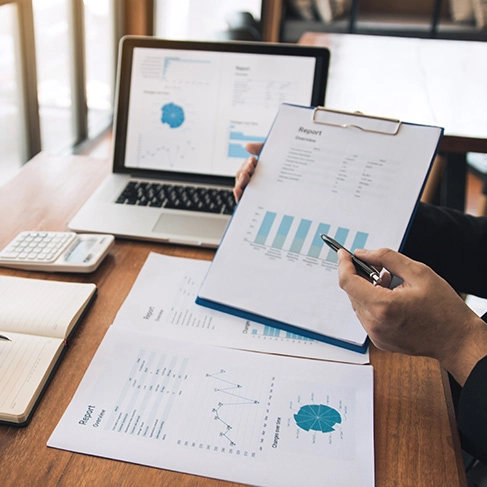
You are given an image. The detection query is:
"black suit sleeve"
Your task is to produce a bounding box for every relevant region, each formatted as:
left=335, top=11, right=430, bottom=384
left=456, top=355, right=487, bottom=464
left=404, top=203, right=487, bottom=462
left=402, top=202, right=487, bottom=297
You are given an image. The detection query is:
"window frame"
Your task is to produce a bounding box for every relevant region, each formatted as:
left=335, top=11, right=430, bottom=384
left=2, top=0, right=121, bottom=165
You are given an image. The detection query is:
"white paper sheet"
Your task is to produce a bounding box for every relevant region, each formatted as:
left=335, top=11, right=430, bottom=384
left=113, top=252, right=369, bottom=364
left=198, top=104, right=443, bottom=350
left=48, top=326, right=374, bottom=487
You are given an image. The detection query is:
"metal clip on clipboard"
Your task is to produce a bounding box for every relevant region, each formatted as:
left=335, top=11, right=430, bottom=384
left=312, top=107, right=402, bottom=136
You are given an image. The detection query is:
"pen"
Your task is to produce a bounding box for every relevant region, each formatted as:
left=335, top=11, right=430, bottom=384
left=320, top=234, right=381, bottom=284
left=0, top=334, right=11, bottom=342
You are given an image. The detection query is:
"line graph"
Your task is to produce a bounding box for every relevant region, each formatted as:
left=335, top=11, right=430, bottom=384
left=175, top=367, right=271, bottom=458
left=208, top=370, right=260, bottom=447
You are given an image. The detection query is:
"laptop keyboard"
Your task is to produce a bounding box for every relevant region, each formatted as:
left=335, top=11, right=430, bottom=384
left=115, top=181, right=236, bottom=215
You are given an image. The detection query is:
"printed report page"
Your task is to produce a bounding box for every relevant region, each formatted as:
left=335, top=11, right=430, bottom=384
left=48, top=326, right=374, bottom=487
left=197, top=104, right=442, bottom=347
left=111, top=252, right=369, bottom=364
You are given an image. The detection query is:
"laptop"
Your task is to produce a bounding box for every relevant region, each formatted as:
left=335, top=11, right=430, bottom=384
left=69, top=36, right=330, bottom=247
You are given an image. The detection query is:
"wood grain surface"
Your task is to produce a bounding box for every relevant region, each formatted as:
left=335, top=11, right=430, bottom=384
left=0, top=153, right=466, bottom=486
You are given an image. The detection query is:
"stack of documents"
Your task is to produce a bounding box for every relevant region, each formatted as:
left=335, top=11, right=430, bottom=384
left=103, top=253, right=369, bottom=364
left=48, top=254, right=374, bottom=486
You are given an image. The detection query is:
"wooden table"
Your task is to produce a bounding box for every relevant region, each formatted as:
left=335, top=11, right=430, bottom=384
left=299, top=32, right=487, bottom=211
left=0, top=153, right=466, bottom=486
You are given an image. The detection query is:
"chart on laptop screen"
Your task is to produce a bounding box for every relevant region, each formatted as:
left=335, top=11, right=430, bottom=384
left=123, top=47, right=317, bottom=177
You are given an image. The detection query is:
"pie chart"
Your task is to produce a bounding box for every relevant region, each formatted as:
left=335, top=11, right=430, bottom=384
left=161, top=102, right=185, bottom=128
left=293, top=404, right=342, bottom=433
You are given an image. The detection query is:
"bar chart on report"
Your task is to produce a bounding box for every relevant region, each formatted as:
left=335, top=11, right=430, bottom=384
left=227, top=124, right=266, bottom=159
left=245, top=208, right=370, bottom=264
left=249, top=323, right=313, bottom=342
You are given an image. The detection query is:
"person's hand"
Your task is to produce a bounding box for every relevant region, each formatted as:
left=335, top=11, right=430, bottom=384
left=337, top=247, right=487, bottom=385
left=233, top=143, right=263, bottom=202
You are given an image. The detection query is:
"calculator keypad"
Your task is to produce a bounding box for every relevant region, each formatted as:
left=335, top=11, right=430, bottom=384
left=0, top=232, right=77, bottom=263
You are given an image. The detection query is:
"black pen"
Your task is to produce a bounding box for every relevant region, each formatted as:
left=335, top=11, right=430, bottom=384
left=0, top=334, right=11, bottom=342
left=320, top=234, right=381, bottom=284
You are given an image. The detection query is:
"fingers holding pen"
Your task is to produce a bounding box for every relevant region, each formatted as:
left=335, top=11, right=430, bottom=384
left=338, top=246, right=474, bottom=358
left=337, top=248, right=406, bottom=352
left=353, top=247, right=422, bottom=286
left=337, top=249, right=389, bottom=311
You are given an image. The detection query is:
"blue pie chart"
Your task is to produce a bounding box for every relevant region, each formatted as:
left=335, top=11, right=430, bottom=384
left=294, top=404, right=342, bottom=433
left=161, top=102, right=185, bottom=128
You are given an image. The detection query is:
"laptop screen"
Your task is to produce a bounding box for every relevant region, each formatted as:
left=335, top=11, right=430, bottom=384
left=113, top=37, right=330, bottom=183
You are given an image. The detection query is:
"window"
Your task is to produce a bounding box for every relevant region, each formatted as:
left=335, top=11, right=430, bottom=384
left=32, top=0, right=73, bottom=151
left=0, top=0, right=118, bottom=187
left=0, top=2, right=23, bottom=184
left=84, top=0, right=115, bottom=137
left=154, top=0, right=262, bottom=40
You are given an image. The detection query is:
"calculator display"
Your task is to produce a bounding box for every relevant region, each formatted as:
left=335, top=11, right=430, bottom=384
left=64, top=238, right=98, bottom=263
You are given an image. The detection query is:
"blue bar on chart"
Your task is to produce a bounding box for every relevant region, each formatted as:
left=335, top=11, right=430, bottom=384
left=228, top=143, right=252, bottom=158
left=255, top=211, right=276, bottom=245
left=289, top=219, right=312, bottom=253
left=252, top=325, right=313, bottom=341
left=350, top=231, right=369, bottom=252
left=326, top=227, right=350, bottom=263
left=162, top=57, right=211, bottom=79
left=272, top=215, right=294, bottom=249
left=227, top=127, right=266, bottom=158
left=308, top=223, right=331, bottom=258
left=285, top=331, right=313, bottom=341
left=264, top=326, right=280, bottom=337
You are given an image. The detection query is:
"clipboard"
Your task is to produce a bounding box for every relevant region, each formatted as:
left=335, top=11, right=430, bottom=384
left=196, top=103, right=443, bottom=353
left=312, top=106, right=402, bottom=135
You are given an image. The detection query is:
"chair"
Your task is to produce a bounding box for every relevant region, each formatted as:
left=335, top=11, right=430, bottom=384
left=214, top=11, right=262, bottom=41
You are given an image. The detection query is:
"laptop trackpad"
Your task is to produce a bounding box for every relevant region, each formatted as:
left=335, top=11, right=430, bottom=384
left=153, top=213, right=228, bottom=239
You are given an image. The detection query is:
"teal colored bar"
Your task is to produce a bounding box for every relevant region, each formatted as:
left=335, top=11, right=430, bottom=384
left=272, top=215, right=294, bottom=249
left=351, top=231, right=369, bottom=252
left=308, top=223, right=331, bottom=258
left=255, top=211, right=276, bottom=245
left=327, top=227, right=350, bottom=263
left=285, top=331, right=313, bottom=341
left=289, top=219, right=312, bottom=253
left=264, top=326, right=280, bottom=337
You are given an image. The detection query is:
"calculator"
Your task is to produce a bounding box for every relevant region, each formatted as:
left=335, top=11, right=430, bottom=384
left=0, top=231, right=115, bottom=273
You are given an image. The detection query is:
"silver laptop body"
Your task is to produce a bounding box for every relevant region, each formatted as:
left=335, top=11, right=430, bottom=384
left=69, top=36, right=330, bottom=247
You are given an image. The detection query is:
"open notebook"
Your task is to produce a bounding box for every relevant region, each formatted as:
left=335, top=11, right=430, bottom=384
left=0, top=276, right=96, bottom=425
left=68, top=36, right=330, bottom=247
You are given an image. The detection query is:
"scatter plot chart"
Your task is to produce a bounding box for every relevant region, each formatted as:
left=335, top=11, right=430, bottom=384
left=294, top=404, right=341, bottom=433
